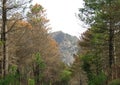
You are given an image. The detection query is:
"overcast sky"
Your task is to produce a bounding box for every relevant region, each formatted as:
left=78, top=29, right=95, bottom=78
left=32, top=0, right=86, bottom=37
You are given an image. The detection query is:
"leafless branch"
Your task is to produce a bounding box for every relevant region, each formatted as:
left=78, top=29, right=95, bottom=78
left=6, top=0, right=31, bottom=11
left=6, top=17, right=26, bottom=33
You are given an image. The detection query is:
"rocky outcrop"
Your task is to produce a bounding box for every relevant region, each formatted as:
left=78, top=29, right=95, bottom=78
left=50, top=31, right=79, bottom=65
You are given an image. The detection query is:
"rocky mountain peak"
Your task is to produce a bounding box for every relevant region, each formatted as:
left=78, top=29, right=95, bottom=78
left=50, top=31, right=79, bottom=65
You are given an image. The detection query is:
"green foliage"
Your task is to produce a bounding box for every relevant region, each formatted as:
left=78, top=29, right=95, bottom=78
left=81, top=54, right=92, bottom=74
left=78, top=0, right=120, bottom=84
left=81, top=54, right=107, bottom=85
left=109, top=79, right=120, bottom=85
left=33, top=52, right=46, bottom=84
left=9, top=65, right=17, bottom=74
left=60, top=69, right=72, bottom=81
left=35, top=52, right=46, bottom=69
left=0, top=41, right=3, bottom=45
left=88, top=72, right=107, bottom=85
left=60, top=69, right=72, bottom=85
left=0, top=66, right=20, bottom=85
left=0, top=74, right=19, bottom=85
left=28, top=78, right=35, bottom=85
left=31, top=4, right=43, bottom=14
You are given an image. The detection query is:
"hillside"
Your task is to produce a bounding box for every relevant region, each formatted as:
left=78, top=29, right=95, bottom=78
left=50, top=31, right=79, bottom=65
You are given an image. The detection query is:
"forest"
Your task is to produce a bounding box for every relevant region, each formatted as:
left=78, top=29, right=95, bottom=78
left=0, top=0, right=120, bottom=85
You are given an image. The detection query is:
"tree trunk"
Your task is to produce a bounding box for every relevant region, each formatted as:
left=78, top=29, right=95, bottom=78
left=108, top=19, right=114, bottom=80
left=1, top=0, right=8, bottom=77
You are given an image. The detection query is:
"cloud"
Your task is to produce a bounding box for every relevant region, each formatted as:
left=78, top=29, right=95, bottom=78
left=33, top=0, right=85, bottom=37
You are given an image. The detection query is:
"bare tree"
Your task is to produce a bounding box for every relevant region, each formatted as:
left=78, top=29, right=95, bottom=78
left=0, top=0, right=32, bottom=77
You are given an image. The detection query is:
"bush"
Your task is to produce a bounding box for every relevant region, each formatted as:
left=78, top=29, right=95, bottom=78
left=88, top=72, right=107, bottom=85
left=0, top=73, right=20, bottom=85
left=28, top=78, right=35, bottom=85
left=60, top=69, right=72, bottom=85
left=0, top=65, right=20, bottom=85
left=109, top=79, right=120, bottom=85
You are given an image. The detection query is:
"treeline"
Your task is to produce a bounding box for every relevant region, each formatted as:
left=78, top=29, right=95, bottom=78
left=0, top=0, right=72, bottom=85
left=1, top=0, right=120, bottom=85
left=71, top=0, right=120, bottom=85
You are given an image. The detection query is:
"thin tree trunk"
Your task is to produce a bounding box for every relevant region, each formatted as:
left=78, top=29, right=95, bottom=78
left=1, top=0, right=8, bottom=77
left=108, top=19, right=114, bottom=80
left=108, top=1, right=114, bottom=80
left=109, top=25, right=114, bottom=67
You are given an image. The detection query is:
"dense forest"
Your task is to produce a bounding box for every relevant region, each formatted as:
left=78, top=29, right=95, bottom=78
left=0, top=0, right=120, bottom=85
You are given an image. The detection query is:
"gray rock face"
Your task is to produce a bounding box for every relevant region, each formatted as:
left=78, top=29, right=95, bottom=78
left=50, top=31, right=79, bottom=65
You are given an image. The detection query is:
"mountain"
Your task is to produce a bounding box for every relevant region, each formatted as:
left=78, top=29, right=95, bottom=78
left=50, top=31, right=79, bottom=65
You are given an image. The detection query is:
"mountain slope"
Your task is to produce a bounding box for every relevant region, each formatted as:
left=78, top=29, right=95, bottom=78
left=50, top=31, right=79, bottom=65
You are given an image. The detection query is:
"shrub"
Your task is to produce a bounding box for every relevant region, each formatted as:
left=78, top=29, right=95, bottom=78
left=28, top=78, right=35, bottom=85
left=109, top=79, right=120, bottom=85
